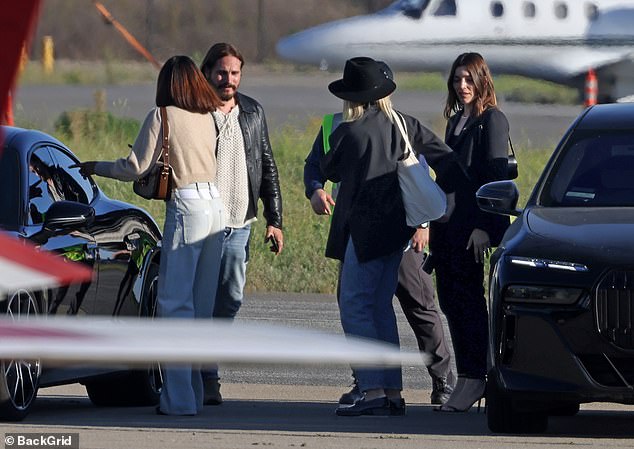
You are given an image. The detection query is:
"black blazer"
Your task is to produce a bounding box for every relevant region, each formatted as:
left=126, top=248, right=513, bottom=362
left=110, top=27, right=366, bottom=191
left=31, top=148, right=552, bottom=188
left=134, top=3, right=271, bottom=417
left=431, top=107, right=510, bottom=251
left=321, top=107, right=460, bottom=262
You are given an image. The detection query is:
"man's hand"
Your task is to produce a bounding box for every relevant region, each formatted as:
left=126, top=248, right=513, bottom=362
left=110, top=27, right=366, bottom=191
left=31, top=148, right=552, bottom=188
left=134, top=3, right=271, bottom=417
left=265, top=225, right=284, bottom=255
left=467, top=228, right=491, bottom=264
left=309, top=188, right=335, bottom=215
left=410, top=227, right=429, bottom=253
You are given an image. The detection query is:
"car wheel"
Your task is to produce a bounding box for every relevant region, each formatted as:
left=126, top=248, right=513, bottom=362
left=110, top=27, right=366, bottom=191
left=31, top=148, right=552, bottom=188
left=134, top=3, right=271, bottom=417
left=85, top=263, right=162, bottom=406
left=0, top=289, right=43, bottom=421
left=486, top=372, right=548, bottom=434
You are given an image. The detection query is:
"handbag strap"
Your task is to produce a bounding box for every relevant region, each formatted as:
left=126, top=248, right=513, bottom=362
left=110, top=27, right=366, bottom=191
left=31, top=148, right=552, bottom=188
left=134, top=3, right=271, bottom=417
left=477, top=110, right=515, bottom=158
left=391, top=110, right=413, bottom=156
left=159, top=106, right=170, bottom=168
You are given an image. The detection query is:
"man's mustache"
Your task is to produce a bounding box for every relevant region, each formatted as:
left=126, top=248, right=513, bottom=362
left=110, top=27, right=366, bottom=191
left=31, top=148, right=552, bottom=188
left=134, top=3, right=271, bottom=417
left=218, top=83, right=237, bottom=90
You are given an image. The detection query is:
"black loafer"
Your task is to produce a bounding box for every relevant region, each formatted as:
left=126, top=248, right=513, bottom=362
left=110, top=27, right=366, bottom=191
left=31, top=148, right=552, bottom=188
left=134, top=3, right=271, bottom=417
left=335, top=396, right=390, bottom=416
left=389, top=398, right=406, bottom=416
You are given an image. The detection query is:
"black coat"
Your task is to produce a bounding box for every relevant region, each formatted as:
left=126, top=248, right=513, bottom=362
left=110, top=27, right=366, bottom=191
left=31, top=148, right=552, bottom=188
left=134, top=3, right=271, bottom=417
left=321, top=107, right=460, bottom=262
left=235, top=92, right=283, bottom=229
left=431, top=107, right=510, bottom=252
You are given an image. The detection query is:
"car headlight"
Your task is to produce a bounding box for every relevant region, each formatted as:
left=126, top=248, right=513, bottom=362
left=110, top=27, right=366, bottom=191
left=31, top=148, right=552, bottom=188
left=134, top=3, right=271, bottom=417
left=508, top=256, right=588, bottom=272
left=504, top=285, right=583, bottom=304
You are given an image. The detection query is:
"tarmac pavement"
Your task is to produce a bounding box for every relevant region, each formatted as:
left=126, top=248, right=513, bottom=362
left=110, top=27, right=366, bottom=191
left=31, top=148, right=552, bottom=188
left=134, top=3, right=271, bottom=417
left=2, top=293, right=633, bottom=449
left=2, top=383, right=633, bottom=449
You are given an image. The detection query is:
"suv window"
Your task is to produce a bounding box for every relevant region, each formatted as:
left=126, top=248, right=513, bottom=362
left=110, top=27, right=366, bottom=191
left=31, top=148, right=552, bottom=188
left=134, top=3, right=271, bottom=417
left=48, top=146, right=95, bottom=204
left=0, top=147, right=20, bottom=229
left=541, top=131, right=634, bottom=207
left=28, top=147, right=58, bottom=225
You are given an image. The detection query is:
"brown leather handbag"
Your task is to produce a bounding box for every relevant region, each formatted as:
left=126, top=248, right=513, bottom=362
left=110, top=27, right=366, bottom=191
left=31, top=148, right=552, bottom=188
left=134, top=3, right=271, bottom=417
left=133, top=107, right=173, bottom=200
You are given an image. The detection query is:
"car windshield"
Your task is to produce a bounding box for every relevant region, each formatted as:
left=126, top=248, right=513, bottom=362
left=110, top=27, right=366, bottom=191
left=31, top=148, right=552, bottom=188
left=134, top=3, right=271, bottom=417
left=540, top=130, right=634, bottom=207
left=0, top=147, right=20, bottom=230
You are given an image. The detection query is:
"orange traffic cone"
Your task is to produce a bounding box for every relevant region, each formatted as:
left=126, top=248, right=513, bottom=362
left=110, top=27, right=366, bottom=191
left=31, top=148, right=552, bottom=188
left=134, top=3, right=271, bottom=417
left=584, top=69, right=598, bottom=107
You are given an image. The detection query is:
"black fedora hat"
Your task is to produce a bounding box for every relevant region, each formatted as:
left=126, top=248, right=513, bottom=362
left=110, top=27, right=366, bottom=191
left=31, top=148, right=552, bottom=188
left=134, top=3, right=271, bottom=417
left=328, top=57, right=396, bottom=103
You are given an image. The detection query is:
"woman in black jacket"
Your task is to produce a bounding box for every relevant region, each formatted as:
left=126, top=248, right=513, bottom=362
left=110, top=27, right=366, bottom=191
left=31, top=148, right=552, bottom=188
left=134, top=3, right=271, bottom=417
left=321, top=57, right=460, bottom=416
left=432, top=52, right=510, bottom=412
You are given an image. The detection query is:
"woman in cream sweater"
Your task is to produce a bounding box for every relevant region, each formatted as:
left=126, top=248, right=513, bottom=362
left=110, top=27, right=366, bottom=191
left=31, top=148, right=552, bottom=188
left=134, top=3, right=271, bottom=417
left=75, top=55, right=224, bottom=416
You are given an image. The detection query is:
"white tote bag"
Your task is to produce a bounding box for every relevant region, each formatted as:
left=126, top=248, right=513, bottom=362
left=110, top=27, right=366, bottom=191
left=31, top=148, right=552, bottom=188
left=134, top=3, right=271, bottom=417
left=393, top=111, right=447, bottom=227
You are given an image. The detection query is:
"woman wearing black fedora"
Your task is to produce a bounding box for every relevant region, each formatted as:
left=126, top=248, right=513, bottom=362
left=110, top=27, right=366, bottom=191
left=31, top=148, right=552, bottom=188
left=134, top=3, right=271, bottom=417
left=321, top=57, right=462, bottom=416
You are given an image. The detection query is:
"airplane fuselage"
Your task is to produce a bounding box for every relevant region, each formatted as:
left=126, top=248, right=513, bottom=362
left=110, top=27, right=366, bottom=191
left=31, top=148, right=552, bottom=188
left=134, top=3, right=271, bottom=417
left=277, top=0, right=634, bottom=101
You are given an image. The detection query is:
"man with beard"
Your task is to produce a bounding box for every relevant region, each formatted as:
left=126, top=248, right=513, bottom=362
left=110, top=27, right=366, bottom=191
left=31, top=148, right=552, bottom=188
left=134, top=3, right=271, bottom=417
left=200, top=43, right=284, bottom=405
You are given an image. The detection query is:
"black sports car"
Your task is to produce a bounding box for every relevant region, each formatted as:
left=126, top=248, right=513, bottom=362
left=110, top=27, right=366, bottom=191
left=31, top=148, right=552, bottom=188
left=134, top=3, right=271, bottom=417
left=0, top=126, right=163, bottom=420
left=476, top=103, right=634, bottom=433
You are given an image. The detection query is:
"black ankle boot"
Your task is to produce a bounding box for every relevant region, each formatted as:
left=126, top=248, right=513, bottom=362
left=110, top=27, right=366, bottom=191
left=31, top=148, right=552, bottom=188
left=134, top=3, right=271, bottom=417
left=431, top=374, right=455, bottom=405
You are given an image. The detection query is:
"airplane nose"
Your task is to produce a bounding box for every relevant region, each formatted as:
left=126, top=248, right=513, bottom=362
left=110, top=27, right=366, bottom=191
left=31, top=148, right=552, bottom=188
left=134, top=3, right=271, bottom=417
left=276, top=30, right=327, bottom=66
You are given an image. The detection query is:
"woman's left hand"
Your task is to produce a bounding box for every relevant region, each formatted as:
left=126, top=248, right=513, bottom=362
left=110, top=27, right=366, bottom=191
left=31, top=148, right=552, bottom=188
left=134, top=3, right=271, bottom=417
left=467, top=228, right=490, bottom=264
left=69, top=161, right=97, bottom=177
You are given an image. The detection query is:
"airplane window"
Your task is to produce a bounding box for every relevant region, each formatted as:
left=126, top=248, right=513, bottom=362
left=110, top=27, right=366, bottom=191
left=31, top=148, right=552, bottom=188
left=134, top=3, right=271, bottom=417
left=523, top=1, right=536, bottom=18
left=491, top=1, right=504, bottom=17
left=388, top=0, right=430, bottom=19
left=585, top=3, right=599, bottom=20
left=554, top=2, right=568, bottom=19
left=433, top=0, right=456, bottom=16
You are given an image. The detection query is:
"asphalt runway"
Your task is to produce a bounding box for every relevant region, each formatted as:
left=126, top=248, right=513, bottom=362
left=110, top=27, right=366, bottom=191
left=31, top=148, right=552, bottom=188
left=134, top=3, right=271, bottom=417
left=2, top=293, right=632, bottom=449
left=14, top=71, right=583, bottom=150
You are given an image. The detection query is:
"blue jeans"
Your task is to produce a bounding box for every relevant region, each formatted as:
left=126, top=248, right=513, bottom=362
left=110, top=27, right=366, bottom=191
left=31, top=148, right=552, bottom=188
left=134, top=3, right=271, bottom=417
left=213, top=224, right=251, bottom=318
left=157, top=184, right=224, bottom=415
left=339, top=238, right=403, bottom=393
left=203, top=224, right=251, bottom=381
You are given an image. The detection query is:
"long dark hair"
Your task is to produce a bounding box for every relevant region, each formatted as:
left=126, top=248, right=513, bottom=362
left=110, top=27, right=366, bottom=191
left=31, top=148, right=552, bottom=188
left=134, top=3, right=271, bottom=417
left=155, top=55, right=222, bottom=113
left=200, top=43, right=245, bottom=82
left=443, top=52, right=497, bottom=119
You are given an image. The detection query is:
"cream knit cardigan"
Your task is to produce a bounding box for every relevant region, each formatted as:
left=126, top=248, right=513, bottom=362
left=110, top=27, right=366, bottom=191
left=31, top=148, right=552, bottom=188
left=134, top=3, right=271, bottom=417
left=95, top=106, right=217, bottom=188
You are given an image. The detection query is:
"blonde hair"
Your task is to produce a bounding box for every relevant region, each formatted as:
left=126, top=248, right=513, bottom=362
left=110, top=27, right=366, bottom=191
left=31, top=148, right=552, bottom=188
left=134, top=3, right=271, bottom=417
left=342, top=96, right=395, bottom=123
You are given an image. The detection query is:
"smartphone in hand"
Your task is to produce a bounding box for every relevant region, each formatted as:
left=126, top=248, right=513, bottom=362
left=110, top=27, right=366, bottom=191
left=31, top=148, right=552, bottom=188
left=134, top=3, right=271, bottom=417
left=266, top=236, right=279, bottom=254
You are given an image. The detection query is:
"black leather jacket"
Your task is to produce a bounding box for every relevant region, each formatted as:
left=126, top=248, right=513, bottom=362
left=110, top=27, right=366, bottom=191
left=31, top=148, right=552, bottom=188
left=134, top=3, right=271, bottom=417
left=235, top=92, right=283, bottom=229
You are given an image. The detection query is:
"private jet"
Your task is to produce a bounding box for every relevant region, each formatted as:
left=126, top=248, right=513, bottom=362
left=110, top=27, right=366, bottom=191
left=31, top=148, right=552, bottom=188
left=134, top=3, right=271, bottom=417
left=276, top=0, right=634, bottom=102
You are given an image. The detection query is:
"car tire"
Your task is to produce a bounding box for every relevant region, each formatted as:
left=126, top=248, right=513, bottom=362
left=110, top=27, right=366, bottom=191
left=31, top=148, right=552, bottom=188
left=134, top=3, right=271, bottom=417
left=85, top=263, right=162, bottom=407
left=486, top=372, right=548, bottom=434
left=0, top=289, right=44, bottom=421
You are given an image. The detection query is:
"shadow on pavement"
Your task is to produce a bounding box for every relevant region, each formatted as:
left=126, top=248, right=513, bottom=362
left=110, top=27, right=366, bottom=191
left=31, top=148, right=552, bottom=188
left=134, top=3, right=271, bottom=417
left=25, top=396, right=634, bottom=439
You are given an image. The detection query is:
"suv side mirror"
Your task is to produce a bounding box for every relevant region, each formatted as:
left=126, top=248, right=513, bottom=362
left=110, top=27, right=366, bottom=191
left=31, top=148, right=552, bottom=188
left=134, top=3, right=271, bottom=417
left=30, top=201, right=95, bottom=245
left=44, top=201, right=95, bottom=231
left=476, top=181, right=521, bottom=216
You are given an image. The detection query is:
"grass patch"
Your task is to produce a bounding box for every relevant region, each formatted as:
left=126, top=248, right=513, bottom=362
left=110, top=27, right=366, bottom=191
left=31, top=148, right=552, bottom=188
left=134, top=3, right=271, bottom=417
left=36, top=109, right=552, bottom=294
left=19, top=59, right=158, bottom=86
left=19, top=59, right=578, bottom=105
left=396, top=72, right=578, bottom=105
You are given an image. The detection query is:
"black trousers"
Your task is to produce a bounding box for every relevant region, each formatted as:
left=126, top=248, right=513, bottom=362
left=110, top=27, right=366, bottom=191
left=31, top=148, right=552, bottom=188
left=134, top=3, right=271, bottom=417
left=395, top=249, right=453, bottom=380
left=434, top=245, right=488, bottom=380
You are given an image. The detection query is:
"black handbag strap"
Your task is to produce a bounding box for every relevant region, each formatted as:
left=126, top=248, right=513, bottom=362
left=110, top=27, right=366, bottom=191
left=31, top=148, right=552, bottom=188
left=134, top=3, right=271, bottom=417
left=159, top=106, right=169, bottom=168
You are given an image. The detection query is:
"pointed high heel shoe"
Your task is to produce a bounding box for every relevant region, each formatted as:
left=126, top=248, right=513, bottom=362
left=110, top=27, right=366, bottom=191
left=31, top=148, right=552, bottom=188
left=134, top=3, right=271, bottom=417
left=433, top=378, right=485, bottom=413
